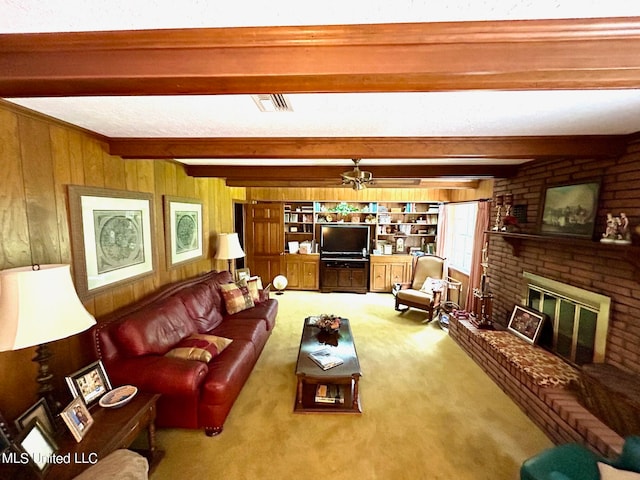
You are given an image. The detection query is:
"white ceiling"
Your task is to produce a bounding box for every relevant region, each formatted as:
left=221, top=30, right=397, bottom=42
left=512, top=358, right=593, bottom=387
left=3, top=1, right=640, bottom=171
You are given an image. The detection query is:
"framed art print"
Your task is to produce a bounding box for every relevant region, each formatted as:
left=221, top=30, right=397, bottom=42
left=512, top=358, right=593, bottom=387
left=60, top=397, right=93, bottom=443
left=65, top=359, right=112, bottom=408
left=68, top=185, right=156, bottom=298
left=538, top=180, right=601, bottom=238
left=507, top=305, right=546, bottom=345
left=163, top=196, right=204, bottom=268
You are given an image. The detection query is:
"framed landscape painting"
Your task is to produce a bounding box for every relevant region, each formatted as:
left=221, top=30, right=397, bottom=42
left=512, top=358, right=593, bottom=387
left=163, top=196, right=203, bottom=268
left=68, top=186, right=156, bottom=298
left=538, top=180, right=601, bottom=238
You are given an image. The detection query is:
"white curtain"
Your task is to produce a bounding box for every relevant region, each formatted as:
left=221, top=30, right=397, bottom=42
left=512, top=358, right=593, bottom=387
left=436, top=203, right=449, bottom=258
left=464, top=201, right=491, bottom=310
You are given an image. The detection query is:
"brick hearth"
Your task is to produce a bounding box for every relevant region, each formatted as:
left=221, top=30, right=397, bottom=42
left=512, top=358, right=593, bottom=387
left=449, top=317, right=624, bottom=458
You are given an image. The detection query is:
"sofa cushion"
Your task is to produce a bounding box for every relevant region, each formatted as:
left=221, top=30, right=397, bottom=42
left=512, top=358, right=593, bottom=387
left=245, top=276, right=261, bottom=303
left=113, top=296, right=196, bottom=356
left=615, top=437, right=640, bottom=473
left=226, top=299, right=278, bottom=331
left=598, top=463, right=640, bottom=480
left=220, top=280, right=255, bottom=314
left=176, top=282, right=224, bottom=333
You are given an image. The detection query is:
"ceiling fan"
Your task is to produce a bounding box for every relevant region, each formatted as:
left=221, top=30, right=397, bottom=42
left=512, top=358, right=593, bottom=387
left=341, top=159, right=373, bottom=190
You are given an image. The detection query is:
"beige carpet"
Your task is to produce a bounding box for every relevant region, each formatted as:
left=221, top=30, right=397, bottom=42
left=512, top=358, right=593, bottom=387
left=150, top=291, right=552, bottom=480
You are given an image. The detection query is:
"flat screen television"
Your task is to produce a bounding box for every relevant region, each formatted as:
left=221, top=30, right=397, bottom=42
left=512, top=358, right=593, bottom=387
left=320, top=225, right=370, bottom=256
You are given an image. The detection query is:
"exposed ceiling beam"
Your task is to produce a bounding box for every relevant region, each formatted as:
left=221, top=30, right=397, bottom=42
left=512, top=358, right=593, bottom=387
left=2, top=17, right=640, bottom=97
left=223, top=178, right=481, bottom=189
left=110, top=136, right=628, bottom=159
left=185, top=164, right=518, bottom=180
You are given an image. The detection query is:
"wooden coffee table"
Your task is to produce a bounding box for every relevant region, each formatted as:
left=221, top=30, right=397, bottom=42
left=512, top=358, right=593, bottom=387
left=294, top=317, right=362, bottom=414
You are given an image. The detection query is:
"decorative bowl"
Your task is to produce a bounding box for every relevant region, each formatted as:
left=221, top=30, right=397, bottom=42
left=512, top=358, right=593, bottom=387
left=99, top=385, right=138, bottom=409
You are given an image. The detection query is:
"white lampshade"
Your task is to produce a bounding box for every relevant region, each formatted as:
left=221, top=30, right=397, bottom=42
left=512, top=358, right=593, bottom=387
left=0, top=264, right=96, bottom=352
left=214, top=233, right=245, bottom=260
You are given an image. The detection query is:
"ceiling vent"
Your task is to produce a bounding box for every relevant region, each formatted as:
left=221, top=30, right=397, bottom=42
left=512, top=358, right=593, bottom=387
left=251, top=94, right=293, bottom=112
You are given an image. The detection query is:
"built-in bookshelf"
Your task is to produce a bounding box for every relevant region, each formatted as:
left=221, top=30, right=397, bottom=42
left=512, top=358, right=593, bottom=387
left=283, top=201, right=440, bottom=254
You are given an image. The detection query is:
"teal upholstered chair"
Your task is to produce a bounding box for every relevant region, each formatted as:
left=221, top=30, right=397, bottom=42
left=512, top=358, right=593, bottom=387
left=520, top=436, right=640, bottom=480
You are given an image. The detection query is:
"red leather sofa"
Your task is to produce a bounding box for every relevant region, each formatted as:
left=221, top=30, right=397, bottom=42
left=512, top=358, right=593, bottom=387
left=93, top=270, right=277, bottom=436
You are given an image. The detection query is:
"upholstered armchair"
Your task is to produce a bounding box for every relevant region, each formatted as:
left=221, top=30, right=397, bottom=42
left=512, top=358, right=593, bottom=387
left=394, top=255, right=446, bottom=321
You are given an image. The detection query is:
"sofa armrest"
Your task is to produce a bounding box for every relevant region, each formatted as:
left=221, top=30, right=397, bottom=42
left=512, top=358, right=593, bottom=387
left=107, top=356, right=208, bottom=396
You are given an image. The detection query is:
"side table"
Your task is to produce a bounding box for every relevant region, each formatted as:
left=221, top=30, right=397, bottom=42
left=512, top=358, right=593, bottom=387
left=45, top=392, right=163, bottom=480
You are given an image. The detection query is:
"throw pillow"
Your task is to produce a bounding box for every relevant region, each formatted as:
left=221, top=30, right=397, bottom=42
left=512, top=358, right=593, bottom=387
left=174, top=334, right=233, bottom=360
left=165, top=347, right=212, bottom=363
left=420, top=277, right=445, bottom=294
left=220, top=279, right=255, bottom=314
left=598, top=462, right=640, bottom=480
left=246, top=276, right=262, bottom=303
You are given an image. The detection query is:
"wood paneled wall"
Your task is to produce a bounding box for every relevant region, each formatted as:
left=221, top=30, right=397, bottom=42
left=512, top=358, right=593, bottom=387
left=0, top=101, right=245, bottom=419
left=246, top=180, right=493, bottom=203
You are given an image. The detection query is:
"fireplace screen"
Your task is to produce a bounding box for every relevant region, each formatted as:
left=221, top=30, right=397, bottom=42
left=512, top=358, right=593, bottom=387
left=523, top=272, right=610, bottom=366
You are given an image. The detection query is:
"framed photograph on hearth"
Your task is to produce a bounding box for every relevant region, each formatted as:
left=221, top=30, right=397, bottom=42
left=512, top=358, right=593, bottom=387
left=538, top=179, right=601, bottom=239
left=163, top=196, right=204, bottom=268
left=507, top=305, right=546, bottom=345
left=68, top=185, right=156, bottom=299
left=66, top=359, right=112, bottom=408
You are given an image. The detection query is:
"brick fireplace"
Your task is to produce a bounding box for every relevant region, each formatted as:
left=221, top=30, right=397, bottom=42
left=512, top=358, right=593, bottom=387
left=454, top=136, right=640, bottom=456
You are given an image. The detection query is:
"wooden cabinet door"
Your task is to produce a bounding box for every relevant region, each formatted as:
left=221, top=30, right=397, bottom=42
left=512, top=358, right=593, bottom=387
left=351, top=269, right=367, bottom=289
left=337, top=269, right=352, bottom=287
left=371, top=263, right=388, bottom=292
left=390, top=263, right=407, bottom=286
left=301, top=260, right=319, bottom=290
left=245, top=202, right=284, bottom=285
left=285, top=258, right=301, bottom=289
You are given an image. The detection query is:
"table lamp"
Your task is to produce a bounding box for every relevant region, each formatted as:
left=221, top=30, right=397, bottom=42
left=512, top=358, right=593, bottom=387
left=214, top=233, right=245, bottom=273
left=0, top=264, right=96, bottom=413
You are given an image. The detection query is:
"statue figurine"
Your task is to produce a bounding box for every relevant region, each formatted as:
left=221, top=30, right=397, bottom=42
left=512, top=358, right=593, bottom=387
left=601, top=212, right=617, bottom=243
left=616, top=212, right=632, bottom=244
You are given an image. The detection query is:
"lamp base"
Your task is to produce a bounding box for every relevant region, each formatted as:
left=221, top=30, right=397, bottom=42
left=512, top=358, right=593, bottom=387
left=33, top=343, right=61, bottom=415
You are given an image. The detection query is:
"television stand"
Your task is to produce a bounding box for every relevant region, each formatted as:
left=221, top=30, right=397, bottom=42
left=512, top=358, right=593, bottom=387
left=320, top=257, right=369, bottom=294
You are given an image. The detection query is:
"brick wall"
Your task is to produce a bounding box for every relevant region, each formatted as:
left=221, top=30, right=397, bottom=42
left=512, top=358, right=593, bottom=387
left=489, top=136, right=640, bottom=375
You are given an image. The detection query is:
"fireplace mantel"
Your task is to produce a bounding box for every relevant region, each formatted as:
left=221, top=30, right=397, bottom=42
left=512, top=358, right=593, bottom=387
left=487, top=231, right=640, bottom=282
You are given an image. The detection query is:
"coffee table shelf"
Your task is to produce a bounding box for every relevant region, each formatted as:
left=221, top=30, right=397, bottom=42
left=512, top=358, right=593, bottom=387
left=294, top=318, right=362, bottom=414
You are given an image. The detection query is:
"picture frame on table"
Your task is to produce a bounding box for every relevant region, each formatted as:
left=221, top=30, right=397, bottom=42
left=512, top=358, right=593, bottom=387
left=235, top=267, right=250, bottom=281
left=507, top=305, right=546, bottom=345
left=538, top=179, right=601, bottom=239
left=68, top=185, right=156, bottom=299
left=60, top=397, right=94, bottom=443
left=15, top=398, right=55, bottom=436
left=66, top=359, right=112, bottom=408
left=14, top=419, right=59, bottom=477
left=163, top=195, right=204, bottom=268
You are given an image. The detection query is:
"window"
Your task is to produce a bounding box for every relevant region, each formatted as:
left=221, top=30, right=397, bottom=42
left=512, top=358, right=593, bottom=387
left=443, top=202, right=478, bottom=274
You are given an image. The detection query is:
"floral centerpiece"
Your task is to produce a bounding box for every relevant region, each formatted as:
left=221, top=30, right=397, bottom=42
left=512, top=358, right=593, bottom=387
left=313, top=314, right=342, bottom=332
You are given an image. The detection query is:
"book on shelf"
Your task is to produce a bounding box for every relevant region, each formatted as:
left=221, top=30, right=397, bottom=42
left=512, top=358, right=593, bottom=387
left=315, top=384, right=345, bottom=404
left=308, top=348, right=343, bottom=370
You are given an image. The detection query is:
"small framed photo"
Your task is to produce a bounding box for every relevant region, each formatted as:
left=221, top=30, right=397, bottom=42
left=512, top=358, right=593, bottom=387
left=236, top=267, right=250, bottom=281
left=14, top=419, right=59, bottom=477
left=15, top=398, right=55, bottom=436
left=66, top=359, right=112, bottom=408
left=507, top=305, right=546, bottom=345
left=60, top=397, right=94, bottom=443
